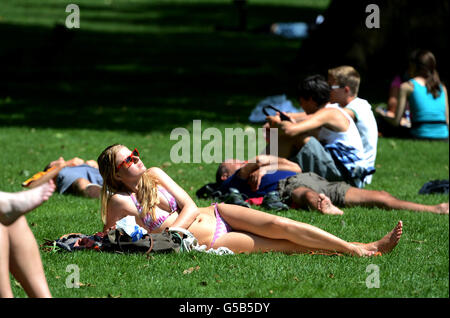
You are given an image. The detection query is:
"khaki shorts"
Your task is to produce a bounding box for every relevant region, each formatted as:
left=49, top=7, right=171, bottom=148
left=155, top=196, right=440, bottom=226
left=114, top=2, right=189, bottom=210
left=289, top=136, right=345, bottom=182
left=277, top=172, right=351, bottom=207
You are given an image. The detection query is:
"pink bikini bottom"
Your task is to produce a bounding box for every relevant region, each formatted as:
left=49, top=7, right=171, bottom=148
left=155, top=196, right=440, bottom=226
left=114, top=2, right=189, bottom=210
left=210, top=203, right=233, bottom=248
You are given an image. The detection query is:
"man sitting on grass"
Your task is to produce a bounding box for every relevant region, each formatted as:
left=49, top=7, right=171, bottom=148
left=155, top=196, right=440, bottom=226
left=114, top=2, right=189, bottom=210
left=216, top=155, right=449, bottom=215
left=265, top=74, right=373, bottom=188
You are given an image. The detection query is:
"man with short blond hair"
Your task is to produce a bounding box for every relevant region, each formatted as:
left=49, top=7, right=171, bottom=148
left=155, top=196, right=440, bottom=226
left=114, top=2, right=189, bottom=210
left=328, top=65, right=378, bottom=186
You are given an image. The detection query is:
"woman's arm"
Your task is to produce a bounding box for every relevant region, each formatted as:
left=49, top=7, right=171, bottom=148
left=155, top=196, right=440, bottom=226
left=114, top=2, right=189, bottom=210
left=443, top=85, right=449, bottom=125
left=103, top=193, right=145, bottom=233
left=147, top=167, right=199, bottom=230
left=385, top=82, right=413, bottom=126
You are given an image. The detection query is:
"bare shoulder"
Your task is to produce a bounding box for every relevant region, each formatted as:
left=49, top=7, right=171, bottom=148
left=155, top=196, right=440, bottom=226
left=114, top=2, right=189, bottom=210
left=108, top=192, right=138, bottom=215
left=104, top=192, right=139, bottom=230
left=401, top=81, right=414, bottom=92
left=341, top=107, right=355, bottom=119
left=313, top=107, right=338, bottom=119
left=146, top=166, right=164, bottom=176
left=146, top=166, right=173, bottom=183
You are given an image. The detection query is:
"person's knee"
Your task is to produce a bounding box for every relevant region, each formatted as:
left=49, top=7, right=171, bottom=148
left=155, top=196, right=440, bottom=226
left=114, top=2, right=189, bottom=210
left=267, top=216, right=294, bottom=234
left=370, top=190, right=397, bottom=208
left=377, top=190, right=394, bottom=200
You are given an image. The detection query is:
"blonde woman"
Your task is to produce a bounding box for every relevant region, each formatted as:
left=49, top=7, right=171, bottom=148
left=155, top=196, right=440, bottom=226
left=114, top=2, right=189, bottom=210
left=97, top=144, right=403, bottom=257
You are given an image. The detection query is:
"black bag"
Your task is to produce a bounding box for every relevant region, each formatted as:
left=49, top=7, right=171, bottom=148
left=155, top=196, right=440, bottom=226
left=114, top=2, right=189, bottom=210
left=44, top=228, right=183, bottom=254
left=418, top=179, right=449, bottom=195
left=196, top=182, right=220, bottom=199
left=105, top=227, right=182, bottom=254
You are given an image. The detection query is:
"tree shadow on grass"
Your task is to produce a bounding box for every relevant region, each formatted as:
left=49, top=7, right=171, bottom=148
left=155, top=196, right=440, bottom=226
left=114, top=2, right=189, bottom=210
left=0, top=1, right=327, bottom=133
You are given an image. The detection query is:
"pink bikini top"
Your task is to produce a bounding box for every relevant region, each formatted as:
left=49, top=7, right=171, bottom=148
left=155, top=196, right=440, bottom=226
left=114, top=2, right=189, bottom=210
left=130, top=186, right=179, bottom=231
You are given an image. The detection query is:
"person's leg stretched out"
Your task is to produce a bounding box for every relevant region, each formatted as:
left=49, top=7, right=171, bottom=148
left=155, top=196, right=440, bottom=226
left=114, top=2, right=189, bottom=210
left=214, top=203, right=403, bottom=256
left=285, top=174, right=448, bottom=215
left=0, top=180, right=55, bottom=226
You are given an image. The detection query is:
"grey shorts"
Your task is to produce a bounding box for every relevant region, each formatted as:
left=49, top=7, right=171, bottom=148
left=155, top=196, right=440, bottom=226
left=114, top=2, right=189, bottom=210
left=56, top=164, right=103, bottom=194
left=277, top=172, right=351, bottom=207
left=289, top=136, right=344, bottom=182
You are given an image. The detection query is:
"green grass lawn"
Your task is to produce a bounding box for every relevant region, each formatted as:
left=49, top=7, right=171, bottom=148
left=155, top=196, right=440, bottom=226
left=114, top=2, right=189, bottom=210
left=0, top=0, right=448, bottom=299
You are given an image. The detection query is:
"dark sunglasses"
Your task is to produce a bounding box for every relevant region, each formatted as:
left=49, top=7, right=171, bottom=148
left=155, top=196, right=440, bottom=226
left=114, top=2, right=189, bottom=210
left=117, top=148, right=140, bottom=170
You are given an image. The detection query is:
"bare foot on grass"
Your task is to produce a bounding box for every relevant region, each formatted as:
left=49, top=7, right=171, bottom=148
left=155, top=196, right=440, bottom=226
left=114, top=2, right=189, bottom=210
left=352, top=221, right=403, bottom=256
left=0, top=180, right=56, bottom=226
left=434, top=203, right=449, bottom=215
left=317, top=193, right=344, bottom=215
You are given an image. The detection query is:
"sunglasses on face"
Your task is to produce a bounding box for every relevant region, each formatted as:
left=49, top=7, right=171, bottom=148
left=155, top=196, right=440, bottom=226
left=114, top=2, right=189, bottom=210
left=117, top=148, right=140, bottom=170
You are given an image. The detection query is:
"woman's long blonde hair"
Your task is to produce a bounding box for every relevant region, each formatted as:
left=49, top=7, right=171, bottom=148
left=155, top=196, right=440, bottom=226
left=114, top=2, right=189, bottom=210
left=97, top=144, right=159, bottom=225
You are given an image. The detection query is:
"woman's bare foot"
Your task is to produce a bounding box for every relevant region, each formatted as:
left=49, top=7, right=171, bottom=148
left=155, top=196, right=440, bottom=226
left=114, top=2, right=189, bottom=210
left=433, top=203, right=449, bottom=215
left=0, top=180, right=56, bottom=226
left=317, top=193, right=344, bottom=215
left=354, top=221, right=403, bottom=256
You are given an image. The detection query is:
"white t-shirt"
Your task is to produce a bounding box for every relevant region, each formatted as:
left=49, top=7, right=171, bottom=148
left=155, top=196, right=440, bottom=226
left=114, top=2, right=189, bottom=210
left=345, top=97, right=378, bottom=184
left=318, top=104, right=365, bottom=157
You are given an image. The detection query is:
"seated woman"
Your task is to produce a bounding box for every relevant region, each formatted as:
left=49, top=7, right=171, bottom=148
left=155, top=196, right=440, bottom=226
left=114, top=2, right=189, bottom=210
left=97, top=144, right=403, bottom=257
left=377, top=49, right=449, bottom=140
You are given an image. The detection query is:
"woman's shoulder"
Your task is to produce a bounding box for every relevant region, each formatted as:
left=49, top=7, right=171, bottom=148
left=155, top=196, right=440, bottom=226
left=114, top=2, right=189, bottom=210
left=104, top=193, right=140, bottom=232
left=108, top=192, right=135, bottom=210
left=145, top=166, right=165, bottom=177
left=401, top=80, right=415, bottom=92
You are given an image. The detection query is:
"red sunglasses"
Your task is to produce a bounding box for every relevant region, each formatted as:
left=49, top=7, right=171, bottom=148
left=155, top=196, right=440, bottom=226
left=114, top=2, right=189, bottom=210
left=117, top=148, right=140, bottom=170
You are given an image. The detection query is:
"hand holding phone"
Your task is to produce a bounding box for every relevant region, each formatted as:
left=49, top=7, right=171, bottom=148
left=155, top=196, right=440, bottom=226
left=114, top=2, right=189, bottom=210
left=262, top=105, right=291, bottom=121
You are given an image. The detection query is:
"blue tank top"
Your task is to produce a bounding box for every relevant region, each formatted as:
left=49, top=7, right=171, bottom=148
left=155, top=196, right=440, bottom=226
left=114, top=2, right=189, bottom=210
left=409, top=79, right=448, bottom=139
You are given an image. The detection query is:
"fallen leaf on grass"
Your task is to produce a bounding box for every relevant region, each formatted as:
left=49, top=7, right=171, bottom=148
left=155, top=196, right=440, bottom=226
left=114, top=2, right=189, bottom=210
left=183, top=266, right=200, bottom=274
left=161, top=162, right=172, bottom=168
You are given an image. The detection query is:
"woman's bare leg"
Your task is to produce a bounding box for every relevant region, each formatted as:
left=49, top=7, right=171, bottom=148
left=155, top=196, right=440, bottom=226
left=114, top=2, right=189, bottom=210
left=291, top=187, right=344, bottom=215
left=217, top=203, right=402, bottom=256
left=7, top=217, right=52, bottom=298
left=213, top=231, right=323, bottom=254
left=0, top=223, right=13, bottom=297
left=344, top=188, right=449, bottom=214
